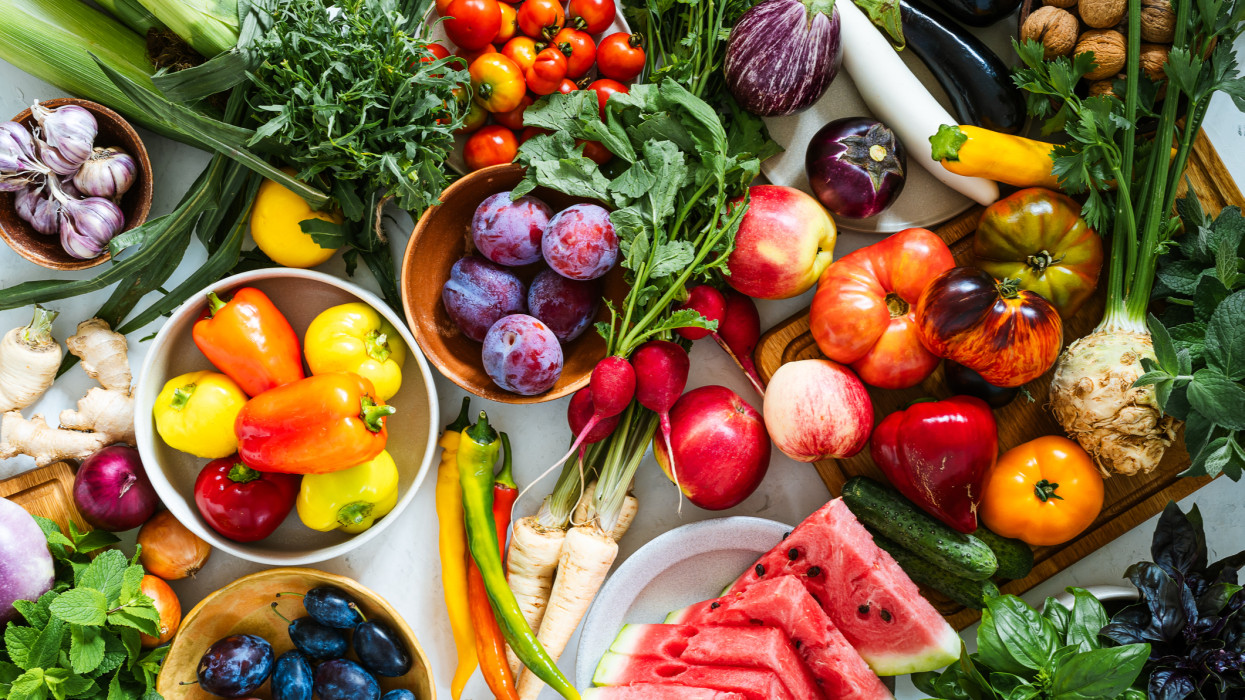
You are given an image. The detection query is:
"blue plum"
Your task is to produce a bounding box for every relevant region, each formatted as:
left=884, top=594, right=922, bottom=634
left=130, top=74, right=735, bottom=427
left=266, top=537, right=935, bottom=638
left=314, top=659, right=380, bottom=700
left=301, top=586, right=362, bottom=629
left=272, top=650, right=313, bottom=700
left=354, top=619, right=412, bottom=678
left=196, top=634, right=274, bottom=698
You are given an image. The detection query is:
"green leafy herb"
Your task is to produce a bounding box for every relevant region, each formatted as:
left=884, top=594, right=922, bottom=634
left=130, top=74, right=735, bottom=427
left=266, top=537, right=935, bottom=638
left=1, top=518, right=165, bottom=700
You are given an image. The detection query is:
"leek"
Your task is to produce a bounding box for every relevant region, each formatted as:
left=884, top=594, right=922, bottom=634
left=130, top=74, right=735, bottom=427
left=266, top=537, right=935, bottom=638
left=136, top=0, right=239, bottom=57
left=94, top=0, right=168, bottom=35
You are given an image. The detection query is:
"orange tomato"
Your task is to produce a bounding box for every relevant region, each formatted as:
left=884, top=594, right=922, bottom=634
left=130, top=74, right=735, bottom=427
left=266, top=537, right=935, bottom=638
left=494, top=93, right=534, bottom=130
left=457, top=96, right=490, bottom=134
left=139, top=575, right=182, bottom=647
left=525, top=46, right=569, bottom=95
left=495, top=2, right=519, bottom=43
left=517, top=0, right=565, bottom=39
left=501, top=36, right=538, bottom=73
left=980, top=435, right=1104, bottom=547
left=470, top=53, right=526, bottom=113
left=444, top=0, right=502, bottom=50
left=465, top=125, right=519, bottom=171
left=552, top=27, right=597, bottom=78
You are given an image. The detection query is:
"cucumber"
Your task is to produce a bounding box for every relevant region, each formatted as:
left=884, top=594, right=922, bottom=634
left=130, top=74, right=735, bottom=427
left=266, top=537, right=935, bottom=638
left=841, top=476, right=997, bottom=580
left=973, top=527, right=1034, bottom=580
left=868, top=528, right=1000, bottom=610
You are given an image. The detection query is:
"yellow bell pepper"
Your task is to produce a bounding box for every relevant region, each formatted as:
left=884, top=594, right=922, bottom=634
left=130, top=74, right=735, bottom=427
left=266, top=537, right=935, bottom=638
left=153, top=370, right=247, bottom=459
left=296, top=450, right=399, bottom=534
left=304, top=303, right=406, bottom=401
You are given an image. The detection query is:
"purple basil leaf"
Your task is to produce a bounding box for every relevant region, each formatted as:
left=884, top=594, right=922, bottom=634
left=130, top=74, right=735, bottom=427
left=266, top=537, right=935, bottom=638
left=1207, top=550, right=1245, bottom=585
left=1130, top=562, right=1189, bottom=641
left=1153, top=502, right=1207, bottom=578
left=1198, top=583, right=1242, bottom=619
left=1101, top=621, right=1150, bottom=645
left=1149, top=668, right=1197, bottom=700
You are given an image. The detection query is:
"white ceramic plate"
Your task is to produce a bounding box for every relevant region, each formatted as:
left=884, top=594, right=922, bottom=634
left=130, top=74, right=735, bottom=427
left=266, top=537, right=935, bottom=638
left=574, top=516, right=790, bottom=687
left=134, top=269, right=440, bottom=565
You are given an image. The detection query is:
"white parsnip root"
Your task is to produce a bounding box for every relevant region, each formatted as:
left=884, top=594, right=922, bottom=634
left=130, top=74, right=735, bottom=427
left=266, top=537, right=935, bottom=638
left=0, top=306, right=63, bottom=413
left=505, top=515, right=567, bottom=676
left=573, top=481, right=639, bottom=541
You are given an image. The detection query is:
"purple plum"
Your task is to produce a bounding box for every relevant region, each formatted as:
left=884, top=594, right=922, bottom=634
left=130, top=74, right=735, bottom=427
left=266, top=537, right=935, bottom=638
left=542, top=204, right=618, bottom=280
left=482, top=314, right=564, bottom=395
left=442, top=256, right=527, bottom=342
left=528, top=268, right=600, bottom=342
left=471, top=192, right=553, bottom=266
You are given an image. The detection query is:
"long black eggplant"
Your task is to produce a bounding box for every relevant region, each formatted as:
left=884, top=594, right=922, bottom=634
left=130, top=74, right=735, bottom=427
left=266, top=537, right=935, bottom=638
left=899, top=0, right=1026, bottom=134
left=926, top=0, right=1021, bottom=27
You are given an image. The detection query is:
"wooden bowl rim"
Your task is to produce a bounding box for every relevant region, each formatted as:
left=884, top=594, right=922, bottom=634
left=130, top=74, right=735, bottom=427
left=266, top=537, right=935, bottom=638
left=0, top=97, right=154, bottom=271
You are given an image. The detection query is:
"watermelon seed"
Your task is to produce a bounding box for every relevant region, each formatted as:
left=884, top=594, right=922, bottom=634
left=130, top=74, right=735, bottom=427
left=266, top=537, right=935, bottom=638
left=782, top=531, right=791, bottom=540
left=787, top=548, right=799, bottom=561
left=755, top=564, right=765, bottom=576
left=806, top=566, right=822, bottom=577
left=858, top=604, right=871, bottom=614
left=710, top=602, right=720, bottom=610
left=881, top=609, right=893, bottom=622
left=794, top=640, right=802, bottom=649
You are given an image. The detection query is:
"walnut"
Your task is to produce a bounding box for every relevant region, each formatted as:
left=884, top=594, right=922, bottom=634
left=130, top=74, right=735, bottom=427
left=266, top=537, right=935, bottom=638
left=1023, top=6, right=1080, bottom=58
left=1141, top=0, right=1176, bottom=42
left=1088, top=76, right=1123, bottom=97
left=1140, top=42, right=1171, bottom=80
left=1076, top=29, right=1127, bottom=80
left=1044, top=0, right=1077, bottom=8
left=1079, top=0, right=1127, bottom=27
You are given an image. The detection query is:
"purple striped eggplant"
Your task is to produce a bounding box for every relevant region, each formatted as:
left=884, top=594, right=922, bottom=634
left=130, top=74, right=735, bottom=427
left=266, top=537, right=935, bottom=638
left=725, top=0, right=843, bottom=117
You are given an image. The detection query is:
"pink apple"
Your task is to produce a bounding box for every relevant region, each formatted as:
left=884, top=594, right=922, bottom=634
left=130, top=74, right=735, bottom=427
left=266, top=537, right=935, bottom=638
left=725, top=185, right=837, bottom=300
left=763, top=359, right=873, bottom=462
left=653, top=385, right=771, bottom=510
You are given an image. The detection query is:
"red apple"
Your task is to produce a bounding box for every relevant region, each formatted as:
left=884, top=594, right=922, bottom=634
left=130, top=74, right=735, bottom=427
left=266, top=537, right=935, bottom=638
left=725, top=185, right=837, bottom=300
left=653, top=385, right=771, bottom=510
left=763, top=359, right=873, bottom=462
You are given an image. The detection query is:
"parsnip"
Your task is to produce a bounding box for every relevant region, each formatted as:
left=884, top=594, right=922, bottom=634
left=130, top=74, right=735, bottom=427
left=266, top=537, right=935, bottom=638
left=573, top=481, right=638, bottom=541
left=0, top=306, right=62, bottom=412
left=505, top=516, right=567, bottom=676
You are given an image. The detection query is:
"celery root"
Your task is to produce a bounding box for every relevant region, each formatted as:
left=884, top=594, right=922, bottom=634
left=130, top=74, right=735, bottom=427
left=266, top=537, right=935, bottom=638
left=0, top=306, right=62, bottom=412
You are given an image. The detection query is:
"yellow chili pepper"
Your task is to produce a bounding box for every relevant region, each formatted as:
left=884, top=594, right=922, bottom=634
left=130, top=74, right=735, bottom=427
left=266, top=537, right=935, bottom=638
left=304, top=303, right=406, bottom=400
left=931, top=124, right=1061, bottom=190
left=296, top=450, right=399, bottom=534
left=437, top=398, right=477, bottom=699
left=153, top=370, right=247, bottom=459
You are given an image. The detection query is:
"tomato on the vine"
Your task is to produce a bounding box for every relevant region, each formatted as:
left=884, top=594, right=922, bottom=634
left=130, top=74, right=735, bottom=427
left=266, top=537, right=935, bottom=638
left=525, top=46, right=569, bottom=95
left=558, top=78, right=580, bottom=94
left=470, top=53, right=526, bottom=113
left=597, top=32, right=645, bottom=82
left=464, top=125, right=519, bottom=171
left=552, top=27, right=597, bottom=79
left=587, top=78, right=628, bottom=120
left=501, top=36, right=538, bottom=73
left=578, top=140, right=612, bottom=165
left=568, top=0, right=617, bottom=34
left=494, top=94, right=534, bottom=130
left=495, top=2, right=519, bottom=43
left=444, top=0, right=501, bottom=50
left=517, top=0, right=565, bottom=40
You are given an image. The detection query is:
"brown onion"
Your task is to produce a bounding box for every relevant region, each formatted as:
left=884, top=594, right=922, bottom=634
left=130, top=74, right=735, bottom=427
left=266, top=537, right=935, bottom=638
left=137, top=510, right=211, bottom=580
left=138, top=575, right=181, bottom=648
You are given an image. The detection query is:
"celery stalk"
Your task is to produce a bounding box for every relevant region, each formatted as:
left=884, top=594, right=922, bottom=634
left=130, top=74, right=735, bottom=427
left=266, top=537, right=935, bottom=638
left=135, top=0, right=239, bottom=57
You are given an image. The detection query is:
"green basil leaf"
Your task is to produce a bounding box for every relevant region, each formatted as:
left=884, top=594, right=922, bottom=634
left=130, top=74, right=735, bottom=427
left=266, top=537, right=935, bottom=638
left=1049, top=643, right=1149, bottom=699
left=1065, top=587, right=1110, bottom=651
left=1042, top=597, right=1070, bottom=639
left=982, top=595, right=1057, bottom=672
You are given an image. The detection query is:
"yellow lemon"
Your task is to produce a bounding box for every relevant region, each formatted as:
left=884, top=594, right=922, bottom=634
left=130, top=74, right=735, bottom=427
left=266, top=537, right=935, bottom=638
left=250, top=172, right=342, bottom=268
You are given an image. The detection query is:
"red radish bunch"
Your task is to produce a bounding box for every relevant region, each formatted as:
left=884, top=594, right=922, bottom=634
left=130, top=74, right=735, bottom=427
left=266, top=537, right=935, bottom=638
left=631, top=341, right=691, bottom=505
left=677, top=285, right=766, bottom=395
left=544, top=356, right=636, bottom=476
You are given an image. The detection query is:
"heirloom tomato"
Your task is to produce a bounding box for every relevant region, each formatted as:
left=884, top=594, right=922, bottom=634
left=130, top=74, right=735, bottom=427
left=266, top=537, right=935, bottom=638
left=587, top=78, right=628, bottom=120
left=444, top=0, right=501, bottom=50
left=455, top=43, right=498, bottom=70
left=525, top=46, right=569, bottom=95
left=597, top=32, right=645, bottom=82
left=517, top=0, right=565, bottom=39
left=465, top=125, right=519, bottom=171
left=501, top=36, right=538, bottom=73
left=553, top=27, right=597, bottom=78
left=810, top=227, right=955, bottom=389
left=915, top=267, right=1063, bottom=387
left=568, top=0, right=616, bottom=34
left=495, top=1, right=519, bottom=43
left=980, top=435, right=1104, bottom=546
left=974, top=188, right=1103, bottom=318
left=470, top=53, right=526, bottom=112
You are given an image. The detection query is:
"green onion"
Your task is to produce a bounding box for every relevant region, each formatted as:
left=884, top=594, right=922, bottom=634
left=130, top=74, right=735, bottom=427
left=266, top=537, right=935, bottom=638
left=94, top=0, right=168, bottom=35
left=135, top=0, right=239, bottom=57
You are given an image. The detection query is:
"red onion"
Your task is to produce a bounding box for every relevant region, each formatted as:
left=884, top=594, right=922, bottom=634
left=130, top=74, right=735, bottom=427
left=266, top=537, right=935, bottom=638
left=73, top=445, right=158, bottom=531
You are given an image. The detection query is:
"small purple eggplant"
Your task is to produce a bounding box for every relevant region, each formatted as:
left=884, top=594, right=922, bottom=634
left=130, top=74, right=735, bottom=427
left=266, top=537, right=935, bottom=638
left=805, top=117, right=906, bottom=219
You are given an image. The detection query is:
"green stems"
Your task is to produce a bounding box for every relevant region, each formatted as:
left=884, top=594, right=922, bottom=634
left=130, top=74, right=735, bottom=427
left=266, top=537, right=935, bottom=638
left=540, top=442, right=605, bottom=529
left=593, top=404, right=659, bottom=534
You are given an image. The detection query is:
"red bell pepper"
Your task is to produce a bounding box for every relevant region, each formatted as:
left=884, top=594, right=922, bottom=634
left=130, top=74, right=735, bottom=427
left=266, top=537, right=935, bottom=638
left=193, top=455, right=301, bottom=542
left=870, top=396, right=998, bottom=533
left=234, top=372, right=395, bottom=474
left=192, top=287, right=305, bottom=397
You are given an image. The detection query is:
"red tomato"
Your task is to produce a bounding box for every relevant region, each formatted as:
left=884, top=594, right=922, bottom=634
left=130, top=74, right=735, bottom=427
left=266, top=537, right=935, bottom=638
left=436, top=0, right=453, bottom=14
left=526, top=46, right=569, bottom=95
left=139, top=575, right=181, bottom=648
left=597, top=32, right=645, bottom=82
left=465, top=125, right=519, bottom=171
left=587, top=78, right=628, bottom=120
left=552, top=27, right=597, bottom=79
left=495, top=2, right=519, bottom=43
left=578, top=139, right=612, bottom=165
left=494, top=93, right=534, bottom=130
left=501, top=36, right=538, bottom=73
left=444, top=0, right=501, bottom=50
left=417, top=42, right=452, bottom=78
left=520, top=126, right=552, bottom=144
left=568, top=0, right=617, bottom=34
left=470, top=53, right=526, bottom=112
left=517, top=0, right=565, bottom=39
left=558, top=78, right=580, bottom=94
left=455, top=43, right=497, bottom=71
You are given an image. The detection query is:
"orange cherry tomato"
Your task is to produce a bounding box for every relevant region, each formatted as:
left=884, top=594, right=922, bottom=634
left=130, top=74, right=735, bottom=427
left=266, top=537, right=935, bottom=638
left=139, top=575, right=182, bottom=648
left=436, top=0, right=453, bottom=14
left=552, top=27, right=597, bottom=79
left=558, top=78, right=580, bottom=94
left=525, top=46, right=568, bottom=95
left=568, top=0, right=617, bottom=34
left=578, top=140, right=612, bottom=165
left=517, top=0, right=565, bottom=40
left=494, top=93, right=534, bottom=130
left=458, top=97, right=490, bottom=134
left=465, top=125, right=519, bottom=171
left=495, top=2, right=519, bottom=43
left=980, top=435, right=1104, bottom=547
left=501, top=36, right=538, bottom=73
left=520, top=126, right=552, bottom=144
left=445, top=0, right=501, bottom=51
left=587, top=78, right=628, bottom=120
left=471, top=53, right=526, bottom=112
left=597, top=32, right=645, bottom=82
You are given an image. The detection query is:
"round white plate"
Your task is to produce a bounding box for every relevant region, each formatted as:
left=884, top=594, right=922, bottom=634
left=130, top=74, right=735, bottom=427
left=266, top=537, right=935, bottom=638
left=574, top=516, right=790, bottom=687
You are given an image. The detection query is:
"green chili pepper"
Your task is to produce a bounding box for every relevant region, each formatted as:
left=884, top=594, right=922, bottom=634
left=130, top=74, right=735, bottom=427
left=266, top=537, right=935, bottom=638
left=457, top=411, right=579, bottom=700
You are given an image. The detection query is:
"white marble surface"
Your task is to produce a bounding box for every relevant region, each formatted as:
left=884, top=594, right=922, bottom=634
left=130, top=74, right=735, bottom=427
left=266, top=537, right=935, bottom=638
left=3, top=32, right=1245, bottom=700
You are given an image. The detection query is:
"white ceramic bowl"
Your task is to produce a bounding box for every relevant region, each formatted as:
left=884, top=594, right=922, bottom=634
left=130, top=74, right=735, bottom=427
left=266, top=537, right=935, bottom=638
left=135, top=269, right=440, bottom=565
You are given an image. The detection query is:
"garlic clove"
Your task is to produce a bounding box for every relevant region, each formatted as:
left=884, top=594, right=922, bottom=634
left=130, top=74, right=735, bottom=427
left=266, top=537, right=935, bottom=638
left=0, top=121, right=42, bottom=174
left=72, top=147, right=137, bottom=200
left=30, top=102, right=96, bottom=168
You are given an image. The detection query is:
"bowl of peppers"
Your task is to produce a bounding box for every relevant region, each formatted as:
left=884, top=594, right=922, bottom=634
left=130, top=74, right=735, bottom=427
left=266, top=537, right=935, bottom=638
left=134, top=268, right=441, bottom=565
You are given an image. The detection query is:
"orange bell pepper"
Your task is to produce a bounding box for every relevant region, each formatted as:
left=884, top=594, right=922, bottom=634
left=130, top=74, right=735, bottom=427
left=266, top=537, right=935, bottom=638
left=979, top=435, right=1104, bottom=547
left=192, top=287, right=304, bottom=397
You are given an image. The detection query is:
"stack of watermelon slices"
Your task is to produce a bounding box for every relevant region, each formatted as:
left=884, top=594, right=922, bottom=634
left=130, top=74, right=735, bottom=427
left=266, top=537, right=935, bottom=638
left=589, top=498, right=961, bottom=699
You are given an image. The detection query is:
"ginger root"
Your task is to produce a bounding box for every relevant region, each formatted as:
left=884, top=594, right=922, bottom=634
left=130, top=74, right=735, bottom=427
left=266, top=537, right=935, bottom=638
left=67, top=318, right=131, bottom=392
left=59, top=387, right=135, bottom=446
left=0, top=412, right=110, bottom=466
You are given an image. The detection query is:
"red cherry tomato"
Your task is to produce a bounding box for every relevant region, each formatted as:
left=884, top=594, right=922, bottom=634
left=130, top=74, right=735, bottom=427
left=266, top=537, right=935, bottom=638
left=525, top=46, right=568, bottom=95
left=465, top=125, right=519, bottom=171
left=578, top=139, right=612, bottom=165
left=444, top=0, right=501, bottom=50
left=436, top=0, right=453, bottom=14
left=501, top=36, right=538, bottom=73
left=495, top=2, right=519, bottom=43
left=552, top=27, right=597, bottom=79
left=471, top=53, right=526, bottom=112
left=558, top=78, right=580, bottom=94
left=517, top=0, right=565, bottom=40
left=520, top=126, right=552, bottom=144
left=597, top=32, right=645, bottom=82
left=587, top=78, right=629, bottom=120
left=494, top=93, right=534, bottom=130
left=568, top=0, right=617, bottom=34
left=418, top=42, right=452, bottom=77
left=455, top=43, right=498, bottom=70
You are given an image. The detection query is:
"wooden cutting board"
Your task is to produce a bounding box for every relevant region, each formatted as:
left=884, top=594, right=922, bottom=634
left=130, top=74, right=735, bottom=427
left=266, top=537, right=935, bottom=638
left=0, top=461, right=89, bottom=534
left=754, top=131, right=1239, bottom=630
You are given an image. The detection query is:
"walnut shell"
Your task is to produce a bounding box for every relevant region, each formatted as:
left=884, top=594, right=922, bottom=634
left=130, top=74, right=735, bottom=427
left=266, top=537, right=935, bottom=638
left=1044, top=0, right=1077, bottom=8
left=1076, top=29, right=1127, bottom=80
left=1140, top=42, right=1171, bottom=80
left=1141, top=0, right=1176, bottom=42
left=1023, top=6, right=1080, bottom=58
left=1079, top=0, right=1127, bottom=27
left=1088, top=76, right=1123, bottom=97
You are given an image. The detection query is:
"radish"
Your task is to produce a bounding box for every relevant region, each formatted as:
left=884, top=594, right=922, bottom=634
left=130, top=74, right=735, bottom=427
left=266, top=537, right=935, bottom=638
left=631, top=340, right=690, bottom=507
left=713, top=289, right=766, bottom=396
left=538, top=356, right=635, bottom=485
left=676, top=285, right=726, bottom=340
left=567, top=388, right=622, bottom=458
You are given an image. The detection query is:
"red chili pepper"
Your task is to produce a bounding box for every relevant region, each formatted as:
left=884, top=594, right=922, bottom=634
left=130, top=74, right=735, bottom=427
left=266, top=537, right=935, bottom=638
left=492, top=433, right=518, bottom=561
left=192, top=287, right=305, bottom=397
left=234, top=373, right=395, bottom=474
left=193, top=455, right=301, bottom=542
left=467, top=562, right=519, bottom=699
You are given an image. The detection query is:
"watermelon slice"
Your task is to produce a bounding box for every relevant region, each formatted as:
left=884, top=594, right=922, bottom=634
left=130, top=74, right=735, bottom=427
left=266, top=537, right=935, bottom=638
left=668, top=576, right=891, bottom=700
left=731, top=498, right=960, bottom=675
left=608, top=623, right=824, bottom=700
left=582, top=686, right=746, bottom=700
left=593, top=652, right=795, bottom=700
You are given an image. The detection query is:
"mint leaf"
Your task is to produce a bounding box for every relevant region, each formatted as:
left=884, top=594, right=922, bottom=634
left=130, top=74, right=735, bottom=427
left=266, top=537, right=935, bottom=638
left=1207, top=291, right=1245, bottom=380
left=1149, top=315, right=1180, bottom=374
left=0, top=660, right=21, bottom=695
left=1188, top=369, right=1245, bottom=430
left=1049, top=643, right=1149, bottom=698
left=6, top=626, right=39, bottom=669
left=105, top=670, right=123, bottom=700
left=50, top=589, right=108, bottom=627
left=10, top=668, right=47, bottom=700
left=118, top=567, right=144, bottom=607
left=27, top=618, right=63, bottom=671
left=33, top=517, right=72, bottom=559
left=68, top=528, right=118, bottom=556
left=70, top=626, right=106, bottom=675
left=106, top=606, right=160, bottom=638
left=76, top=551, right=126, bottom=604
left=13, top=590, right=56, bottom=629
left=46, top=668, right=94, bottom=699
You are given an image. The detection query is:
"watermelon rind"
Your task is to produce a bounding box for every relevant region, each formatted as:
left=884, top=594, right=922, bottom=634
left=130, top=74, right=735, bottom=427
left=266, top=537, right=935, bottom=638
left=593, top=651, right=631, bottom=687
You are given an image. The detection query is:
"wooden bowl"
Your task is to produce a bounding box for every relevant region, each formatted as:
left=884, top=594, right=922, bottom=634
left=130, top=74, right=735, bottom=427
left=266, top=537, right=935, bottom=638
left=402, top=163, right=627, bottom=404
left=157, top=568, right=435, bottom=700
left=0, top=98, right=154, bottom=270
